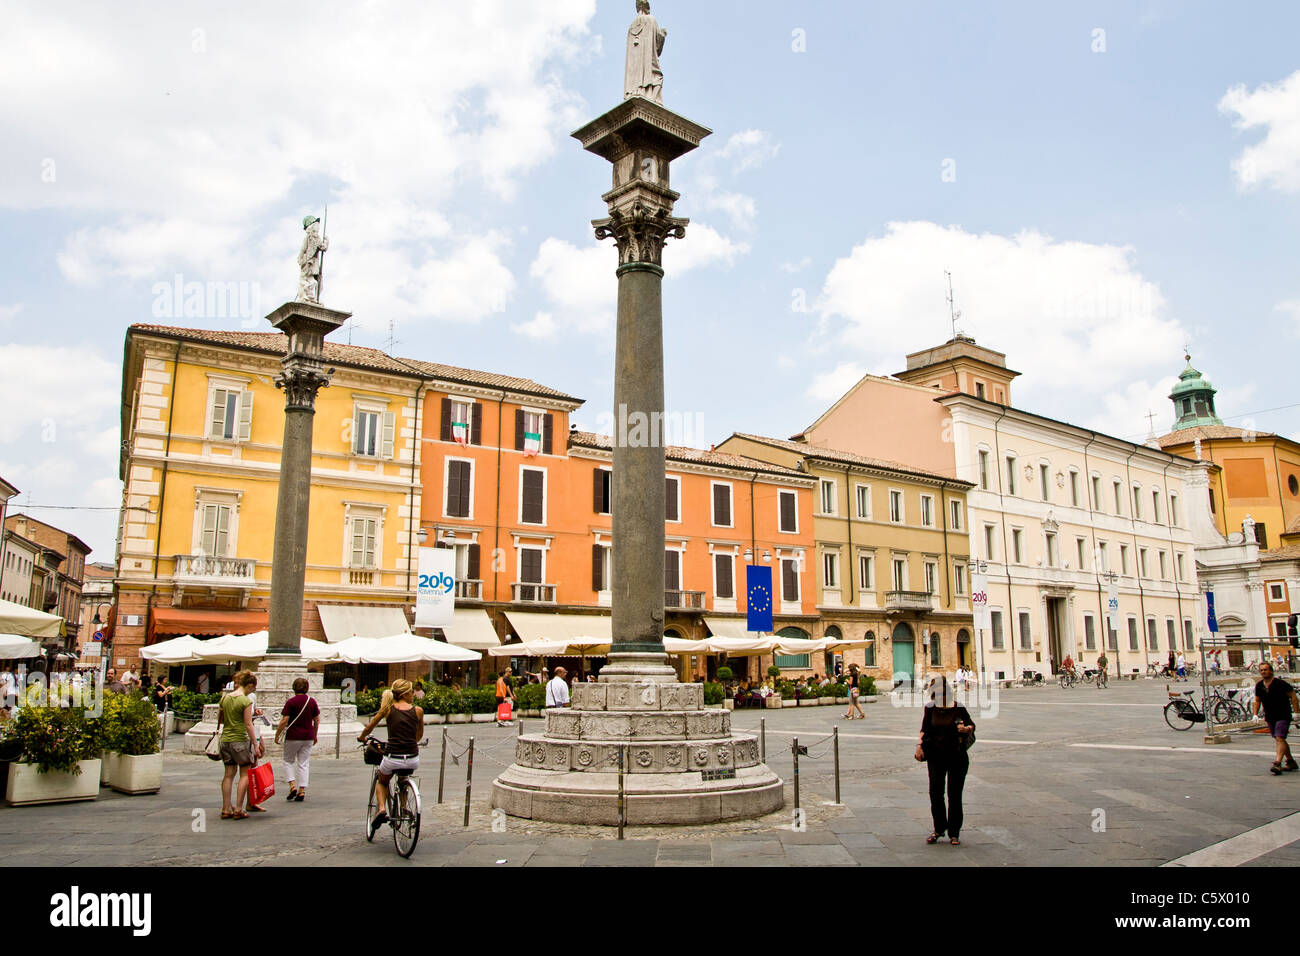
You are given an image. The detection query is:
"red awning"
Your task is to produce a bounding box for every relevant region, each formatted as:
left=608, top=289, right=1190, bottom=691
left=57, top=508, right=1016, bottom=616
left=148, top=607, right=268, bottom=645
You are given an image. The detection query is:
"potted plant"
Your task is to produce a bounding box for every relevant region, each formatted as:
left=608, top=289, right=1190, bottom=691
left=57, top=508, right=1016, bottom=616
left=5, top=705, right=102, bottom=806
left=106, top=694, right=162, bottom=795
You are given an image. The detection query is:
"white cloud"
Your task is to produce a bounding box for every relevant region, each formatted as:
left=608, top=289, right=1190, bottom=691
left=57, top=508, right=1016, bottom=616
left=1276, top=299, right=1300, bottom=335
left=0, top=303, right=21, bottom=322
left=667, top=223, right=749, bottom=274
left=512, top=311, right=558, bottom=341
left=1219, top=70, right=1300, bottom=192
left=701, top=189, right=758, bottom=230
left=806, top=362, right=867, bottom=404
left=1, top=1, right=599, bottom=322
left=817, top=221, right=1186, bottom=432
left=780, top=257, right=811, bottom=274
left=717, top=129, right=780, bottom=173
left=530, top=237, right=616, bottom=334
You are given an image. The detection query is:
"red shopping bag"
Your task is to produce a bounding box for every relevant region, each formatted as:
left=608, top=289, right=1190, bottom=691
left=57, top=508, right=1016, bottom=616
left=496, top=700, right=513, bottom=722
left=248, top=761, right=275, bottom=805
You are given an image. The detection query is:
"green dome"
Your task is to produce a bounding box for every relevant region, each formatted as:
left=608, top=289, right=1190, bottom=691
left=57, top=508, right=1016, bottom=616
left=1169, top=356, right=1222, bottom=429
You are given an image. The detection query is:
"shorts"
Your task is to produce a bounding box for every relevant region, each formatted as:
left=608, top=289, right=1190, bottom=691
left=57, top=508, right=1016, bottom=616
left=378, top=754, right=419, bottom=777
left=1270, top=720, right=1290, bottom=739
left=219, top=740, right=255, bottom=767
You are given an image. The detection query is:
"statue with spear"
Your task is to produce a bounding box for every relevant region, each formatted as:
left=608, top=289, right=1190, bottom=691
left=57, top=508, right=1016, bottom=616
left=296, top=207, right=328, bottom=303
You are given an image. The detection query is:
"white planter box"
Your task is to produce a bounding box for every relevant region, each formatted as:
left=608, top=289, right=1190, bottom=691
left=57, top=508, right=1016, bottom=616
left=447, top=714, right=472, bottom=724
left=818, top=697, right=833, bottom=706
left=100, top=752, right=114, bottom=785
left=6, top=760, right=101, bottom=806
left=764, top=696, right=783, bottom=710
left=861, top=695, right=879, bottom=703
left=522, top=709, right=542, bottom=718
left=470, top=713, right=495, bottom=724
left=108, top=752, right=163, bottom=795
left=423, top=713, right=447, bottom=724
left=835, top=697, right=849, bottom=705
left=781, top=699, right=798, bottom=708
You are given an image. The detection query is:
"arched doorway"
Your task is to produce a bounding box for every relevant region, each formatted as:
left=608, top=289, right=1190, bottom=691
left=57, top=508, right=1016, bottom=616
left=823, top=625, right=842, bottom=677
left=956, top=628, right=971, bottom=668
left=891, top=622, right=915, bottom=685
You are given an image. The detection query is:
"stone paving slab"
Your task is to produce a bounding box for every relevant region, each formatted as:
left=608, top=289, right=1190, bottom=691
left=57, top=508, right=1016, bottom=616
left=3, top=681, right=1296, bottom=866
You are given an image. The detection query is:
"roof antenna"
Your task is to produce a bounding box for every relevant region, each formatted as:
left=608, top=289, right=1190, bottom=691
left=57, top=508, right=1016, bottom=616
left=385, top=318, right=399, bottom=354
left=945, top=270, right=963, bottom=341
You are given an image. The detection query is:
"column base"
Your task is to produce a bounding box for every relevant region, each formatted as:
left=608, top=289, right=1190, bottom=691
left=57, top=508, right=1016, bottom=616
left=599, top=651, right=678, bottom=683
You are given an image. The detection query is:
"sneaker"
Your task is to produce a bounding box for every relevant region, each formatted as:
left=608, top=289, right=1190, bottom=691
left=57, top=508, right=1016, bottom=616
left=368, top=811, right=388, bottom=837
left=1284, top=762, right=1298, bottom=772
left=1270, top=763, right=1283, bottom=776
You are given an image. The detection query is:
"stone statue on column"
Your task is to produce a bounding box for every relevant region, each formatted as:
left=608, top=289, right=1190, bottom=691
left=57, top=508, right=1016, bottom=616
left=297, top=215, right=329, bottom=303
left=625, top=0, right=666, bottom=103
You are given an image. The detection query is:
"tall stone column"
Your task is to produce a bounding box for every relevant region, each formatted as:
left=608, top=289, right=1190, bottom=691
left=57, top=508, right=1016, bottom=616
left=265, top=301, right=349, bottom=655
left=575, top=98, right=710, bottom=682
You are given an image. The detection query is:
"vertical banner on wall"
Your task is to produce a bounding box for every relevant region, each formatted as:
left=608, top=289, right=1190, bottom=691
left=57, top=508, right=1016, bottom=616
left=1106, top=577, right=1120, bottom=632
left=415, top=547, right=456, bottom=629
left=970, top=572, right=990, bottom=629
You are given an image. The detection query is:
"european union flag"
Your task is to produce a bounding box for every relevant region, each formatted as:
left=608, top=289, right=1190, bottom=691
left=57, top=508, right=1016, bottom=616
left=746, top=564, right=773, bottom=633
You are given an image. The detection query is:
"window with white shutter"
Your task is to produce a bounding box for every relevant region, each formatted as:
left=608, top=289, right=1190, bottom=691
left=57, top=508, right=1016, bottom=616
left=350, top=516, right=378, bottom=568
left=200, top=504, right=232, bottom=556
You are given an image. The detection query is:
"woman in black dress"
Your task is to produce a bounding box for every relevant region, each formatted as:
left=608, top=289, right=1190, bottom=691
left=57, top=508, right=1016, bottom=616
left=915, top=675, right=975, bottom=845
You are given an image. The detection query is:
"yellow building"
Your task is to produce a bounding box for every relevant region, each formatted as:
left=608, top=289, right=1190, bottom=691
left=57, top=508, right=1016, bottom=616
left=112, top=325, right=425, bottom=673
left=717, top=433, right=974, bottom=684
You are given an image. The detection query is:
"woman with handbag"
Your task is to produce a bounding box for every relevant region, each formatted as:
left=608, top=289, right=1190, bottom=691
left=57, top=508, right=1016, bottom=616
left=217, top=671, right=263, bottom=820
left=914, top=674, right=975, bottom=846
left=843, top=663, right=866, bottom=720
left=276, top=677, right=320, bottom=803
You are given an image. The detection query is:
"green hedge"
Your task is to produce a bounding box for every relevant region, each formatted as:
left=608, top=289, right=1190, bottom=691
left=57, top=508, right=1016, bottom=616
left=167, top=687, right=222, bottom=718
left=703, top=682, right=724, bottom=705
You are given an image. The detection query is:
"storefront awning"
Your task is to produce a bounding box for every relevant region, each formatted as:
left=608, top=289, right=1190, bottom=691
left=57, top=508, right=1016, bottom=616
left=704, top=617, right=756, bottom=642
left=148, top=607, right=268, bottom=644
left=433, top=609, right=500, bottom=650
left=317, top=604, right=410, bottom=642
left=503, top=611, right=611, bottom=647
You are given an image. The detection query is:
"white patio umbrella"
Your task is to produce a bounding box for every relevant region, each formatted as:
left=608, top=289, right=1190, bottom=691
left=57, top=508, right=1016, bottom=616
left=192, top=631, right=337, bottom=663
left=701, top=635, right=776, bottom=656
left=0, top=599, right=62, bottom=638
left=329, top=634, right=481, bottom=665
left=0, top=634, right=42, bottom=659
left=140, top=635, right=209, bottom=665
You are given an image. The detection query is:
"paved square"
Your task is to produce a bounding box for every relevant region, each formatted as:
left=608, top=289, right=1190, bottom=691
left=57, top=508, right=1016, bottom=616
left=3, top=680, right=1296, bottom=867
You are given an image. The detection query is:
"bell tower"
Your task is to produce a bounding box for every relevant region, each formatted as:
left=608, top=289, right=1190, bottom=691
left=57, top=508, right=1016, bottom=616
left=1169, top=355, right=1223, bottom=430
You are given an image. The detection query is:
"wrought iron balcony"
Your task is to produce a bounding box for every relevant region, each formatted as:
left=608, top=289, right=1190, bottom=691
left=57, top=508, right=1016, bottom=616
left=512, top=582, right=557, bottom=604
left=173, top=554, right=256, bottom=586
left=885, top=590, right=934, bottom=613
left=664, top=589, right=705, bottom=610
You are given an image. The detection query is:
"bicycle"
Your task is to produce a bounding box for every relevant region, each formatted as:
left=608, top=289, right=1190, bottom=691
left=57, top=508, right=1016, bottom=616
left=1020, top=669, right=1044, bottom=687
left=1206, top=686, right=1250, bottom=725
left=362, top=735, right=425, bottom=858
left=1163, top=687, right=1208, bottom=731
left=1094, top=668, right=1108, bottom=689
left=1058, top=670, right=1080, bottom=689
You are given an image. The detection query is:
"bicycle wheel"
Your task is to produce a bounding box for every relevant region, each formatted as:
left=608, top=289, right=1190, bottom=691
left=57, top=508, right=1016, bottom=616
left=365, top=771, right=379, bottom=843
left=1164, top=699, right=1196, bottom=731
left=392, top=778, right=421, bottom=858
left=1058, top=675, right=1069, bottom=689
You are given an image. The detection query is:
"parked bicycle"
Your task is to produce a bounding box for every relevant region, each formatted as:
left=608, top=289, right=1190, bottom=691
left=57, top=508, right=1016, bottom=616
left=1163, top=687, right=1207, bottom=731
left=1020, top=669, right=1044, bottom=687
left=361, top=735, right=425, bottom=858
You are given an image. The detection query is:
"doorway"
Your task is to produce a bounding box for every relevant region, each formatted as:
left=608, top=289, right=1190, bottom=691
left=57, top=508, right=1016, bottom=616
left=1046, top=598, right=1066, bottom=673
left=891, top=622, right=915, bottom=685
left=956, top=629, right=971, bottom=668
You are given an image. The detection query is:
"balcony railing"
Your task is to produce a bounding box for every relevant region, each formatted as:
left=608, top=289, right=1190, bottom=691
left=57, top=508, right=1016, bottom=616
left=456, top=580, right=482, bottom=600
left=173, top=555, right=255, bottom=586
left=885, top=590, right=934, bottom=613
left=664, top=589, right=705, bottom=610
left=348, top=569, right=375, bottom=586
left=512, top=582, right=557, bottom=604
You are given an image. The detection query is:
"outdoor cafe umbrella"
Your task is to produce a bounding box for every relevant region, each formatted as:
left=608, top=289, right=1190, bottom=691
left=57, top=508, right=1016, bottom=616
left=0, top=634, right=42, bottom=659
left=327, top=634, right=481, bottom=665
left=195, top=630, right=337, bottom=664
left=0, top=598, right=62, bottom=638
left=140, top=634, right=210, bottom=666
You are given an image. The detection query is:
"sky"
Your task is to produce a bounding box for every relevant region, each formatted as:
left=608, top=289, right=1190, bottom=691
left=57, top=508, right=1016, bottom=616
left=2, top=0, right=1299, bottom=560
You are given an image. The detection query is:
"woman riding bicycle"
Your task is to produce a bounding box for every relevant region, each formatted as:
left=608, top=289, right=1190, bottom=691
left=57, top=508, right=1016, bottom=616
left=357, top=678, right=423, bottom=838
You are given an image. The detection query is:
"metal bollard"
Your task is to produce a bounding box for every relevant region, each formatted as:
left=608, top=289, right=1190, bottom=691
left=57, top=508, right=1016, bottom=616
left=437, top=727, right=447, bottom=804
left=617, top=745, right=626, bottom=841
left=463, top=736, right=475, bottom=828
left=334, top=703, right=341, bottom=759
left=833, top=726, right=841, bottom=805
left=760, top=717, right=766, bottom=762
left=792, top=736, right=800, bottom=811
left=160, top=703, right=168, bottom=752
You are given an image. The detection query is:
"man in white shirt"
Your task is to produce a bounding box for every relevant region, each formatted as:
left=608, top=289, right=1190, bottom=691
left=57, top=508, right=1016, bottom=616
left=545, top=667, right=570, bottom=708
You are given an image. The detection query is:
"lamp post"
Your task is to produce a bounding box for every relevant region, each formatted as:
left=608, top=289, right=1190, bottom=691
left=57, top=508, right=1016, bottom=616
left=1100, top=569, right=1121, bottom=680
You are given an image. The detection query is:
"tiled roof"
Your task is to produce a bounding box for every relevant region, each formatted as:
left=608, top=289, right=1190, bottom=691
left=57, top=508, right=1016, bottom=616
left=568, top=431, right=807, bottom=479
left=129, top=325, right=580, bottom=402
left=1261, top=544, right=1300, bottom=562
left=730, top=433, right=971, bottom=487
left=1287, top=515, right=1300, bottom=536
left=1156, top=425, right=1280, bottom=448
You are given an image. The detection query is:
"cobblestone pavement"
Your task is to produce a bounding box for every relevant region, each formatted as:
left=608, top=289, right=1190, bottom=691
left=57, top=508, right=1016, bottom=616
left=4, top=680, right=1296, bottom=867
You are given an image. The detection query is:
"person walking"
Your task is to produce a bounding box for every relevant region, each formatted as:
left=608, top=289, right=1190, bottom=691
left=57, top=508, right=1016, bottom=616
left=1176, top=651, right=1187, bottom=682
left=356, top=679, right=424, bottom=838
left=217, top=670, right=262, bottom=820
left=1252, top=661, right=1299, bottom=776
left=495, top=670, right=515, bottom=726
left=276, top=677, right=319, bottom=803
left=843, top=663, right=866, bottom=720
left=915, top=675, right=976, bottom=846
left=545, top=667, right=570, bottom=708
left=152, top=676, right=173, bottom=713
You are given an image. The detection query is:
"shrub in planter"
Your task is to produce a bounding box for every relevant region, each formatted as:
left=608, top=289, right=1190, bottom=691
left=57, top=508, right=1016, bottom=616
left=715, top=666, right=733, bottom=682
left=776, top=680, right=796, bottom=699
left=703, top=682, right=724, bottom=706
left=106, top=694, right=161, bottom=756
left=12, top=705, right=101, bottom=775
left=515, top=684, right=546, bottom=712
left=167, top=687, right=222, bottom=719
left=767, top=665, right=781, bottom=679
left=859, top=676, right=877, bottom=696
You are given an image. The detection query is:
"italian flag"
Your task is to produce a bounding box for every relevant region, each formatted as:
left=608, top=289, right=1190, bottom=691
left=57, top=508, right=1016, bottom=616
left=523, top=430, right=541, bottom=457
left=452, top=419, right=469, bottom=445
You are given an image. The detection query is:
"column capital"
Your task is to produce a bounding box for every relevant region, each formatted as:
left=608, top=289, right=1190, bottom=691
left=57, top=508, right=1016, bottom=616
left=594, top=202, right=689, bottom=267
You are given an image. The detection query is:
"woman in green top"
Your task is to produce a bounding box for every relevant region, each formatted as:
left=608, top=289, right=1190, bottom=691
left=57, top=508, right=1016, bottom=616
left=217, top=670, right=263, bottom=820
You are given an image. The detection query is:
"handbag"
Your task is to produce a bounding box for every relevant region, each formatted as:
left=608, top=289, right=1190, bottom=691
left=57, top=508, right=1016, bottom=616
left=497, top=700, right=513, bottom=722
left=204, top=702, right=225, bottom=761
left=275, top=695, right=314, bottom=745
left=248, top=760, right=275, bottom=805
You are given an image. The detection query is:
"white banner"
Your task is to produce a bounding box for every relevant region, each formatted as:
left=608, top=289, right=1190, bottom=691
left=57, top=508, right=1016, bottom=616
left=1106, top=577, right=1120, bottom=631
left=970, top=572, right=990, bottom=630
left=415, top=547, right=456, bottom=628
